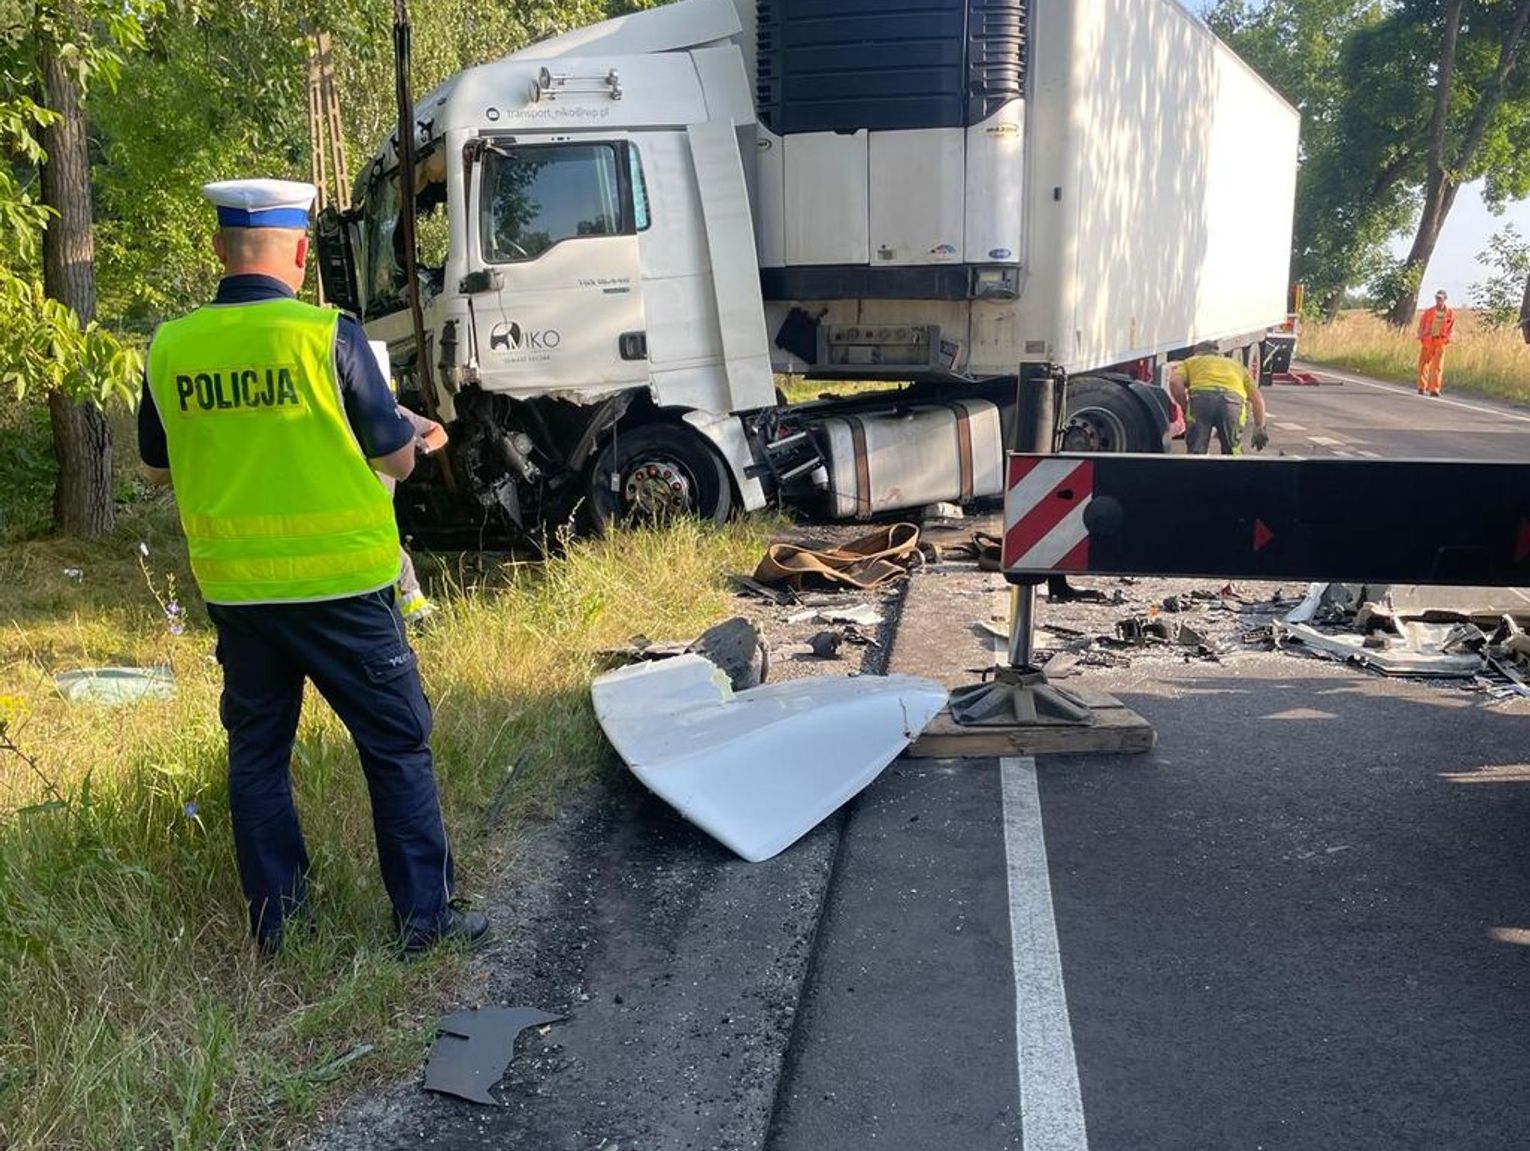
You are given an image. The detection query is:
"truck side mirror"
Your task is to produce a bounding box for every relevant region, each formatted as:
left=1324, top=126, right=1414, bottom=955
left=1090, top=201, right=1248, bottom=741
left=315, top=206, right=362, bottom=317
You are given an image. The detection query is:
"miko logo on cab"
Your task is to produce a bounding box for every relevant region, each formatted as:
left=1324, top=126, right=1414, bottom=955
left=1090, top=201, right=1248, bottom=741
left=490, top=321, right=562, bottom=353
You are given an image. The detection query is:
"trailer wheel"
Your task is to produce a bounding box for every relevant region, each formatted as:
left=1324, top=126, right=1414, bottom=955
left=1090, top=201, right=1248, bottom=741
left=586, top=423, right=735, bottom=528
left=1061, top=377, right=1159, bottom=453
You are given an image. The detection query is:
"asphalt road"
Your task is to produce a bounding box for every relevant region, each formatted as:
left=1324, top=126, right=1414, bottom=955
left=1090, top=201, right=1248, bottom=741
left=770, top=672, right=1530, bottom=1151
left=1265, top=366, right=1530, bottom=461
left=764, top=370, right=1530, bottom=1151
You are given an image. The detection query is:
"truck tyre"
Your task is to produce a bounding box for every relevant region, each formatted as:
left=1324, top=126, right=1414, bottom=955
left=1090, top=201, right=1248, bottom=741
left=586, top=423, right=735, bottom=529
left=1061, top=377, right=1159, bottom=453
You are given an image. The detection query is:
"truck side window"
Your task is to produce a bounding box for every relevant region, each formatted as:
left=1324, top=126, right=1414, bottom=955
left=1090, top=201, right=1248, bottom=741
left=480, top=143, right=627, bottom=263
left=629, top=144, right=650, bottom=232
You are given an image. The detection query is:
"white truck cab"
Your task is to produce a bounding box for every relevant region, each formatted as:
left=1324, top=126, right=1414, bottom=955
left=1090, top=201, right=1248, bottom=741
left=316, top=0, right=1298, bottom=536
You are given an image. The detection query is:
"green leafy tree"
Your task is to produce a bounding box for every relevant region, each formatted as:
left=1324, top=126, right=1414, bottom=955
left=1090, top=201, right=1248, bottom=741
left=1369, top=0, right=1530, bottom=326
left=1210, top=0, right=1530, bottom=325
left=1467, top=221, right=1530, bottom=325
left=88, top=0, right=667, bottom=327
left=1205, top=0, right=1396, bottom=316
left=0, top=1, right=158, bottom=538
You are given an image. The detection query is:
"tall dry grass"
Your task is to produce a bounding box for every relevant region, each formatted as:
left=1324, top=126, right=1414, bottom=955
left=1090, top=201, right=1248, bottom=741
left=1299, top=310, right=1530, bottom=404
left=0, top=502, right=776, bottom=1150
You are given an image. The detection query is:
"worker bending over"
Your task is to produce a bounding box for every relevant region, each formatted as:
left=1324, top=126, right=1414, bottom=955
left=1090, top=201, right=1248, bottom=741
left=1168, top=341, right=1269, bottom=455
left=1416, top=289, right=1455, bottom=396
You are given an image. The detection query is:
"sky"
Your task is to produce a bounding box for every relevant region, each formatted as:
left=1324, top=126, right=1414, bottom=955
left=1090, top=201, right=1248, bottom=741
left=1397, top=181, right=1530, bottom=307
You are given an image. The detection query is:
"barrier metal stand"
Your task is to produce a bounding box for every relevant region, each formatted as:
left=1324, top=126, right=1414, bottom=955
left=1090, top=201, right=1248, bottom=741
left=948, top=370, right=1096, bottom=728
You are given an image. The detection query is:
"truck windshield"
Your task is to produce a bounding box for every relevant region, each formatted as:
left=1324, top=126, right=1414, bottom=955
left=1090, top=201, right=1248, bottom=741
left=361, top=173, right=406, bottom=317
left=360, top=150, right=449, bottom=318
left=480, top=143, right=627, bottom=263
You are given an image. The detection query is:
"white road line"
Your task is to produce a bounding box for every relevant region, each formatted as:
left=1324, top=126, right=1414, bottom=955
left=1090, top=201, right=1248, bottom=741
left=1273, top=421, right=1307, bottom=431
left=1355, top=449, right=1382, bottom=458
left=1304, top=364, right=1530, bottom=425
left=1308, top=435, right=1346, bottom=447
left=1329, top=449, right=1357, bottom=457
left=1001, top=756, right=1090, bottom=1151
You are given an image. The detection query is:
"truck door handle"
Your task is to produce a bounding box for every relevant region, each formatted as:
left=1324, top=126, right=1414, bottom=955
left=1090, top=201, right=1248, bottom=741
left=620, top=332, right=648, bottom=361
left=458, top=269, right=504, bottom=294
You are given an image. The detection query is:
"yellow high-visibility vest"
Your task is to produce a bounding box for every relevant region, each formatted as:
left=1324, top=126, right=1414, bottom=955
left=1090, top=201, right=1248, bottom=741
left=1182, top=355, right=1254, bottom=401
left=146, top=298, right=400, bottom=604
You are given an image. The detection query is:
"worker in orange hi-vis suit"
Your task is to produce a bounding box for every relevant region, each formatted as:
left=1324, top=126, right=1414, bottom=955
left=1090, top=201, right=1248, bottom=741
left=1416, top=289, right=1455, bottom=396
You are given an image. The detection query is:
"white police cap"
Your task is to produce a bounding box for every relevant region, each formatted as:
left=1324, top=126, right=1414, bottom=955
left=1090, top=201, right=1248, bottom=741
left=202, top=178, right=317, bottom=230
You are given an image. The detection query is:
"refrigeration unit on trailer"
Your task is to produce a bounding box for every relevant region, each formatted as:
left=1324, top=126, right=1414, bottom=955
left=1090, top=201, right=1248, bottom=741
left=315, top=0, right=1300, bottom=538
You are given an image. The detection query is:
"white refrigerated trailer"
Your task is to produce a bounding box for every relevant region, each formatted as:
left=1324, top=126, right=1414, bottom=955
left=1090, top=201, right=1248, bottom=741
left=316, top=0, right=1299, bottom=533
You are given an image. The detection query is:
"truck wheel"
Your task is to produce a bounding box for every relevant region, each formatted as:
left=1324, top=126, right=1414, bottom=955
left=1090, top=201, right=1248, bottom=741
left=1061, top=377, right=1158, bottom=453
left=586, top=423, right=735, bottom=528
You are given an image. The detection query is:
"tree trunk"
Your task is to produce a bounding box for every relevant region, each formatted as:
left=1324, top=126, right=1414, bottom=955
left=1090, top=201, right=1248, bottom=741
left=1384, top=180, right=1460, bottom=328
left=1519, top=269, right=1530, bottom=345
left=1385, top=0, right=1530, bottom=327
left=40, top=12, right=114, bottom=538
left=46, top=390, right=114, bottom=537
left=1384, top=0, right=1462, bottom=328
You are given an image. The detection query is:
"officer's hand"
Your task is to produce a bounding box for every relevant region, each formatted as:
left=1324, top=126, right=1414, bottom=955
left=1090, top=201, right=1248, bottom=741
left=1251, top=425, right=1270, bottom=452
left=416, top=418, right=449, bottom=455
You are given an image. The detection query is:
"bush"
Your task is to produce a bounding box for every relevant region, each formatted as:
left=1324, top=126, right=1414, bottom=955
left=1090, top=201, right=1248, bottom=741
left=0, top=398, right=55, bottom=543
left=1467, top=224, right=1530, bottom=330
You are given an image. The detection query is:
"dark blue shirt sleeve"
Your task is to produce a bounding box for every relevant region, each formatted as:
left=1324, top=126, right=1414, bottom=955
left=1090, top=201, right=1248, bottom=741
left=138, top=374, right=170, bottom=469
left=335, top=314, right=414, bottom=459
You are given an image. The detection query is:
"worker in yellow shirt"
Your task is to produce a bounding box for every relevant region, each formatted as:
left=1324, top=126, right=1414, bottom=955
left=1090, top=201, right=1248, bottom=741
left=1168, top=341, right=1269, bottom=455
left=1415, top=289, right=1455, bottom=396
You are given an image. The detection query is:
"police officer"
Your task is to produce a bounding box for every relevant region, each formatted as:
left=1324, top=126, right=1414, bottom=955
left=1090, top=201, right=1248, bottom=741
left=138, top=178, right=488, bottom=958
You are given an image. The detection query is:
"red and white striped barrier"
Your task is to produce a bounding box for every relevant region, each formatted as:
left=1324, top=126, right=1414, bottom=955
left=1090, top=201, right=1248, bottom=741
left=1001, top=456, right=1094, bottom=573
left=998, top=452, right=1530, bottom=586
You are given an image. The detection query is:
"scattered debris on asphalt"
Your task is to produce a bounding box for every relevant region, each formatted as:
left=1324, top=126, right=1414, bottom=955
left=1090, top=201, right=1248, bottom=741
left=1114, top=617, right=1208, bottom=649
left=1276, top=622, right=1483, bottom=677
left=600, top=618, right=769, bottom=691
left=1041, top=651, right=1082, bottom=679
left=728, top=573, right=796, bottom=605
left=912, top=522, right=1002, bottom=569
left=686, top=616, right=769, bottom=690
left=806, top=631, right=843, bottom=659
left=1267, top=582, right=1530, bottom=691
left=753, top=523, right=920, bottom=590
left=786, top=603, right=884, bottom=627
left=1047, top=579, right=1124, bottom=605
left=424, top=1007, right=564, bottom=1106
left=802, top=625, right=881, bottom=660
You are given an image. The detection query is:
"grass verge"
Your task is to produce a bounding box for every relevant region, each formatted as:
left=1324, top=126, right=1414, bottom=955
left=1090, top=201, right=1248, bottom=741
left=775, top=376, right=910, bottom=405
left=0, top=499, right=777, bottom=1150
left=1299, top=310, right=1530, bottom=405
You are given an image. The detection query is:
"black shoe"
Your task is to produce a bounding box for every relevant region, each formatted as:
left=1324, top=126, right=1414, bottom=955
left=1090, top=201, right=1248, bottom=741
left=401, top=908, right=492, bottom=959
left=253, top=900, right=312, bottom=960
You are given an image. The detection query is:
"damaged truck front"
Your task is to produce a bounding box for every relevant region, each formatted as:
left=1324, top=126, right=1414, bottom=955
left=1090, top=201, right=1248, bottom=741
left=315, top=0, right=1300, bottom=540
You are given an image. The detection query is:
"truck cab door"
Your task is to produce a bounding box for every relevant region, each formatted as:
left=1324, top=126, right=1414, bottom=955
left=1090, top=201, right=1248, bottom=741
left=464, top=137, right=649, bottom=396
left=314, top=205, right=363, bottom=317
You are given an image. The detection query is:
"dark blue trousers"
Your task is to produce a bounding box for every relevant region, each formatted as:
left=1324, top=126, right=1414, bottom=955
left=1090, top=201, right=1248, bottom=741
left=208, top=589, right=453, bottom=943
